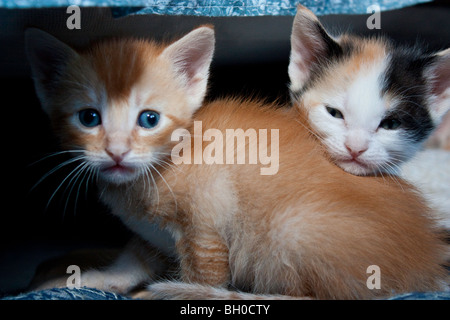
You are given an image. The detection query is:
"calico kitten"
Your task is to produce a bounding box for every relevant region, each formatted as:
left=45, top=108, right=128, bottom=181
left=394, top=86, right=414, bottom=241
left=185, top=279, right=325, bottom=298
left=288, top=7, right=450, bottom=176
left=287, top=6, right=450, bottom=232
left=27, top=13, right=448, bottom=299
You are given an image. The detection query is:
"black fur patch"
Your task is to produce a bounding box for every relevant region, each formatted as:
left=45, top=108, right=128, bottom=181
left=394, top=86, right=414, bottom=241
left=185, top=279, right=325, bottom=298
left=317, top=23, right=344, bottom=61
left=291, top=23, right=355, bottom=100
left=381, top=45, right=435, bottom=142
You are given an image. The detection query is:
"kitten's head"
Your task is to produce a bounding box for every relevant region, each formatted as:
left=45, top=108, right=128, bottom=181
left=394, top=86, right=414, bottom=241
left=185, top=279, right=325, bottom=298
left=289, top=5, right=450, bottom=176
left=26, top=27, right=215, bottom=184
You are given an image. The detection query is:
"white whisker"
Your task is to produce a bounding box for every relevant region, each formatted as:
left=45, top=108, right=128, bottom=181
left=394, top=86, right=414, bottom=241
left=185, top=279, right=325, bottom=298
left=84, top=165, right=96, bottom=200
left=30, top=155, right=86, bottom=193
left=379, top=161, right=405, bottom=191
left=145, top=165, right=159, bottom=208
left=46, top=161, right=87, bottom=211
left=28, top=150, right=85, bottom=167
left=153, top=158, right=181, bottom=173
left=148, top=162, right=178, bottom=213
left=292, top=118, right=325, bottom=143
left=63, top=161, right=91, bottom=217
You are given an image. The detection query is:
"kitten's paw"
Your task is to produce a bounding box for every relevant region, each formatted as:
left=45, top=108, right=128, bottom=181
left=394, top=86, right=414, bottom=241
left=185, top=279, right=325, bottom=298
left=79, top=270, right=139, bottom=294
left=141, top=281, right=313, bottom=300
left=141, top=281, right=222, bottom=300
left=30, top=269, right=144, bottom=295
left=140, top=281, right=194, bottom=299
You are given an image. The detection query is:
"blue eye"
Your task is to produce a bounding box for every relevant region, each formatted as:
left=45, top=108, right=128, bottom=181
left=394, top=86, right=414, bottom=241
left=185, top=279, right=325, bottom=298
left=138, top=110, right=160, bottom=129
left=78, top=108, right=101, bottom=127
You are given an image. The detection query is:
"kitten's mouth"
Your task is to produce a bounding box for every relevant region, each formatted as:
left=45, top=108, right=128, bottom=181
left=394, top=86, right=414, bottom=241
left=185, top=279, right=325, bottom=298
left=338, top=158, right=374, bottom=176
left=99, top=163, right=138, bottom=184
left=342, top=158, right=365, bottom=166
left=101, top=164, right=135, bottom=174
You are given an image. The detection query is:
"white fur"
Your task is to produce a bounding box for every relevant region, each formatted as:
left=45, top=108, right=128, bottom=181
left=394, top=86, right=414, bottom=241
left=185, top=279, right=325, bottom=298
left=83, top=96, right=175, bottom=185
left=141, top=281, right=307, bottom=300
left=78, top=249, right=151, bottom=294
left=305, top=57, right=414, bottom=175
left=425, top=48, right=450, bottom=124
left=400, top=149, right=450, bottom=229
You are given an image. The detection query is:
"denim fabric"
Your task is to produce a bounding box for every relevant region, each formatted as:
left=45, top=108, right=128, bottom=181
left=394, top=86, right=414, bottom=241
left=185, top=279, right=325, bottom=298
left=388, top=292, right=450, bottom=300
left=0, top=0, right=432, bottom=16
left=2, top=288, right=450, bottom=300
left=2, top=287, right=131, bottom=300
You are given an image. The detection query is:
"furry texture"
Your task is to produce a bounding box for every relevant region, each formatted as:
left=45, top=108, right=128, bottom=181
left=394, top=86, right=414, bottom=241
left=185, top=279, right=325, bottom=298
left=289, top=5, right=450, bottom=231
left=400, top=149, right=450, bottom=229
left=26, top=26, right=215, bottom=293
left=117, top=98, right=447, bottom=299
left=288, top=6, right=450, bottom=176
left=26, top=16, right=448, bottom=299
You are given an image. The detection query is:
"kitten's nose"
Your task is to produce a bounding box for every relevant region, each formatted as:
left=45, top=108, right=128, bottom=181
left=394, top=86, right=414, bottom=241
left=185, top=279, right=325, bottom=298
left=345, top=144, right=368, bottom=159
left=105, top=148, right=130, bottom=164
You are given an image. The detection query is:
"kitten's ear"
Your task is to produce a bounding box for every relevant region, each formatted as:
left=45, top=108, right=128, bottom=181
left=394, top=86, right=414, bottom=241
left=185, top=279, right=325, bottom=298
left=25, top=28, right=79, bottom=113
left=425, top=48, right=450, bottom=124
left=160, top=26, right=215, bottom=112
left=288, top=5, right=341, bottom=94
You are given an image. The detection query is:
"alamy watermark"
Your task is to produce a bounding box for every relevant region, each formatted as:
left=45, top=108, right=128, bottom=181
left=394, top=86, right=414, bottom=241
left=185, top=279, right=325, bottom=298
left=171, top=121, right=280, bottom=175
left=66, top=5, right=81, bottom=30
left=66, top=264, right=81, bottom=288
left=67, top=4, right=382, bottom=31
left=367, top=4, right=381, bottom=30
left=366, top=265, right=381, bottom=290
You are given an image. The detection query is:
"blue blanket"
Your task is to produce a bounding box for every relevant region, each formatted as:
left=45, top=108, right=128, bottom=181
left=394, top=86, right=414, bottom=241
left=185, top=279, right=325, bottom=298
left=0, top=0, right=433, bottom=16
left=3, top=287, right=450, bottom=300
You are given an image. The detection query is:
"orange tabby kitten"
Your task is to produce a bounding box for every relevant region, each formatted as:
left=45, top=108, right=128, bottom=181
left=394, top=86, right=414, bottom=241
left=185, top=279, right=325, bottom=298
left=143, top=98, right=448, bottom=299
left=27, top=21, right=447, bottom=299
left=26, top=26, right=214, bottom=293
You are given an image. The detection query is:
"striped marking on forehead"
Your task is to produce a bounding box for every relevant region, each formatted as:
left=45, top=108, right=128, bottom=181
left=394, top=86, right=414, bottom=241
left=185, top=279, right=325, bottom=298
left=84, top=39, right=164, bottom=103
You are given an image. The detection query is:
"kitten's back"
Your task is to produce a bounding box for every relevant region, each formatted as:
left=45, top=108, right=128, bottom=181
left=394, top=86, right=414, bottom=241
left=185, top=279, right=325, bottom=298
left=160, top=98, right=449, bottom=299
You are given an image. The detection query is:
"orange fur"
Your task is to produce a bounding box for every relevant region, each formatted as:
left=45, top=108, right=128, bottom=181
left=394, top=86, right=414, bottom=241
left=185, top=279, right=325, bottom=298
left=87, top=39, right=162, bottom=102
left=340, top=37, right=386, bottom=74
left=28, top=27, right=448, bottom=300
left=101, top=98, right=448, bottom=299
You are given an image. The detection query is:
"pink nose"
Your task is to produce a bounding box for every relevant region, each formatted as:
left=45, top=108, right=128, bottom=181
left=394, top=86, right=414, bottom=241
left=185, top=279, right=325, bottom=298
left=345, top=144, right=368, bottom=159
left=105, top=149, right=130, bottom=164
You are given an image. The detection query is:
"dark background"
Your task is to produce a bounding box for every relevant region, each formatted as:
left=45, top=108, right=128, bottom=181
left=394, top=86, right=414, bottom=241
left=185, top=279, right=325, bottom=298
left=1, top=1, right=449, bottom=296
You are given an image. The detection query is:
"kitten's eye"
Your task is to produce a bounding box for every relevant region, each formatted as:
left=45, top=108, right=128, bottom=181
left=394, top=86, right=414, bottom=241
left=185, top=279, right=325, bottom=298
left=138, top=110, right=160, bottom=129
left=326, top=106, right=344, bottom=119
left=78, top=108, right=101, bottom=127
left=379, top=118, right=401, bottom=130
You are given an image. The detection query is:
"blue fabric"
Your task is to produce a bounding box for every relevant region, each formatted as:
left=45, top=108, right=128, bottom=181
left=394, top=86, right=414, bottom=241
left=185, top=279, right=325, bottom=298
left=388, top=292, right=450, bottom=300
left=0, top=0, right=433, bottom=16
left=2, top=287, right=130, bottom=300
left=2, top=287, right=449, bottom=300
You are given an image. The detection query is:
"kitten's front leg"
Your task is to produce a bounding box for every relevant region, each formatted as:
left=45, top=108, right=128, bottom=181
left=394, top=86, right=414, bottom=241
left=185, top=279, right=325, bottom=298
left=142, top=229, right=230, bottom=300
left=177, top=228, right=230, bottom=287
